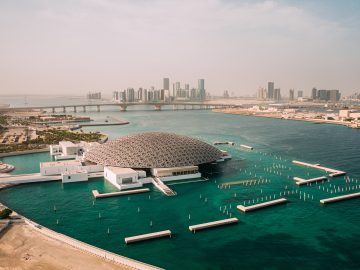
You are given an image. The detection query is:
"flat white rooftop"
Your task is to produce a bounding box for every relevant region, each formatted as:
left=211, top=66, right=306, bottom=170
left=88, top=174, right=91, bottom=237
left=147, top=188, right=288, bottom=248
left=40, top=160, right=82, bottom=168
left=105, top=166, right=137, bottom=174
left=59, top=141, right=76, bottom=147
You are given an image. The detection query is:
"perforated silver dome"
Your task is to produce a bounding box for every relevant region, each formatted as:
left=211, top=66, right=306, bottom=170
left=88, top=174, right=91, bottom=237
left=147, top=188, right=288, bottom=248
left=85, top=132, right=222, bottom=168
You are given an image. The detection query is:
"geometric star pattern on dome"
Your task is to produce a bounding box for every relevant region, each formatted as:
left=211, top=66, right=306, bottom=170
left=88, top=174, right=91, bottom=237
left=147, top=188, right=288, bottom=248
left=84, top=132, right=223, bottom=168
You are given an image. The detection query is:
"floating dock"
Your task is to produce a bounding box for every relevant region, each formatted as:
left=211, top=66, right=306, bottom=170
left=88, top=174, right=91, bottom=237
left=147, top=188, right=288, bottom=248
left=240, top=144, right=253, bottom=150
left=124, top=230, right=172, bottom=244
left=292, top=160, right=346, bottom=177
left=320, top=192, right=360, bottom=204
left=293, top=176, right=327, bottom=186
left=188, top=218, right=238, bottom=233
left=237, top=198, right=288, bottom=212
left=92, top=188, right=150, bottom=199
left=213, top=141, right=235, bottom=145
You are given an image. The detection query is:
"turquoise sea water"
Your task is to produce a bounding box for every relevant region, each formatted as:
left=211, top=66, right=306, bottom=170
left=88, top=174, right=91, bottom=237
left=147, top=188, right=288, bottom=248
left=1, top=107, right=360, bottom=269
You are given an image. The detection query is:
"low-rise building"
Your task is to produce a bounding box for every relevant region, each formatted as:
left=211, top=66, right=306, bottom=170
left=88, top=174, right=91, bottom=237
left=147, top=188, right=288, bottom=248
left=61, top=169, right=88, bottom=183
left=50, top=141, right=100, bottom=160
left=104, top=167, right=142, bottom=190
left=40, top=160, right=103, bottom=176
left=40, top=160, right=82, bottom=176
left=151, top=166, right=201, bottom=182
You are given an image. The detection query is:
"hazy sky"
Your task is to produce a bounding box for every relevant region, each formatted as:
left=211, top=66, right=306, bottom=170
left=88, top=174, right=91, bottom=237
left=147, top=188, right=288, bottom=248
left=1, top=0, right=359, bottom=97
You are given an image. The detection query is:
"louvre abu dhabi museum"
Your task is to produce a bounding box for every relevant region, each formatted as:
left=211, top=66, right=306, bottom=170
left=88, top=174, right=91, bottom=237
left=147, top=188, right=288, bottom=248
left=42, top=132, right=231, bottom=194
left=85, top=132, right=223, bottom=168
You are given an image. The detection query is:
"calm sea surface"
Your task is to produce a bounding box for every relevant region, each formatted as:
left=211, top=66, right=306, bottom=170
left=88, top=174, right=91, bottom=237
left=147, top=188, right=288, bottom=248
left=1, top=96, right=360, bottom=269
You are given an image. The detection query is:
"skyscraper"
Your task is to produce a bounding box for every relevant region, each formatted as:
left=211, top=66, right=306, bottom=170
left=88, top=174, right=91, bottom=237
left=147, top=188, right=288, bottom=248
left=137, top=88, right=143, bottom=101
left=268, top=82, right=274, bottom=100
left=297, top=90, right=303, bottom=98
left=329, top=90, right=341, bottom=103
left=311, top=88, right=317, bottom=100
left=274, top=88, right=281, bottom=101
left=163, top=78, right=169, bottom=90
left=126, top=88, right=135, bottom=102
left=257, top=87, right=267, bottom=100
left=112, top=91, right=119, bottom=101
left=198, top=79, right=206, bottom=101
left=142, top=89, right=148, bottom=103
left=289, top=89, right=294, bottom=101
left=317, top=89, right=341, bottom=102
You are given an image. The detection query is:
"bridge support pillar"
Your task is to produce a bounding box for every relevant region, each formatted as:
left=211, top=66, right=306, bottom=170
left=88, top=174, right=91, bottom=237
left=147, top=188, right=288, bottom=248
left=73, top=106, right=77, bottom=113
left=154, top=104, right=162, bottom=111
left=120, top=105, right=127, bottom=112
left=97, top=105, right=100, bottom=112
left=192, top=105, right=194, bottom=110
left=83, top=106, right=86, bottom=112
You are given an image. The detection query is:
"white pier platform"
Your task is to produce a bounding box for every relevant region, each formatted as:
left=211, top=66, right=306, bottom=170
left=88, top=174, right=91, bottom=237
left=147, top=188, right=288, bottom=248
left=0, top=172, right=103, bottom=185
left=292, top=160, right=346, bottom=177
left=151, top=177, right=176, bottom=196
left=293, top=176, right=327, bottom=186
left=237, top=198, right=288, bottom=212
left=92, top=188, right=150, bottom=199
left=320, top=192, right=360, bottom=204
left=240, top=144, right=253, bottom=150
left=189, top=218, right=238, bottom=232
left=213, top=141, right=235, bottom=145
left=125, top=230, right=172, bottom=244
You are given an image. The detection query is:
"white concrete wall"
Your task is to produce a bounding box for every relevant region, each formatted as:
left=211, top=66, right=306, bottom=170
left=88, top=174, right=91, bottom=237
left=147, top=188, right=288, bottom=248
left=63, top=146, right=79, bottom=156
left=138, top=177, right=153, bottom=184
left=50, top=145, right=61, bottom=155
left=83, top=164, right=104, bottom=173
left=161, top=172, right=201, bottom=182
left=62, top=172, right=88, bottom=183
left=104, top=167, right=118, bottom=187
left=104, top=167, right=140, bottom=190
left=136, top=170, right=147, bottom=178
left=40, top=165, right=81, bottom=176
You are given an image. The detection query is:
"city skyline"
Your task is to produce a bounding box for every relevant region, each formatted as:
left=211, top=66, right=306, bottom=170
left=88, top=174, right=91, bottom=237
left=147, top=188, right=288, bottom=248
left=1, top=0, right=360, bottom=96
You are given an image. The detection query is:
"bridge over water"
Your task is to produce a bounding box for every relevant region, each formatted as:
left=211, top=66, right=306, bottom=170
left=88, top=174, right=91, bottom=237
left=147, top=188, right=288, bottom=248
left=3, top=102, right=240, bottom=113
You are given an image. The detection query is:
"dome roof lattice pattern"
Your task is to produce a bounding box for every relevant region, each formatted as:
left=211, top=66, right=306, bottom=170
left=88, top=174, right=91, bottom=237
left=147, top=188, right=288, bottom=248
left=84, top=132, right=223, bottom=168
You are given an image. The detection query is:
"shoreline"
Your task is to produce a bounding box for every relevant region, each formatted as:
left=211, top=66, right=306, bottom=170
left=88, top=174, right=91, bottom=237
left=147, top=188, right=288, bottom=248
left=0, top=146, right=161, bottom=270
left=0, top=134, right=109, bottom=157
left=213, top=109, right=355, bottom=128
left=0, top=222, right=134, bottom=270
left=0, top=147, right=49, bottom=158
left=0, top=201, right=162, bottom=270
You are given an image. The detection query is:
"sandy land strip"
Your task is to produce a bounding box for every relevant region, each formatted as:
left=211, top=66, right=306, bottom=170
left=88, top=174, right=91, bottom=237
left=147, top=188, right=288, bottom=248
left=213, top=108, right=351, bottom=127
left=0, top=223, right=131, bottom=270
